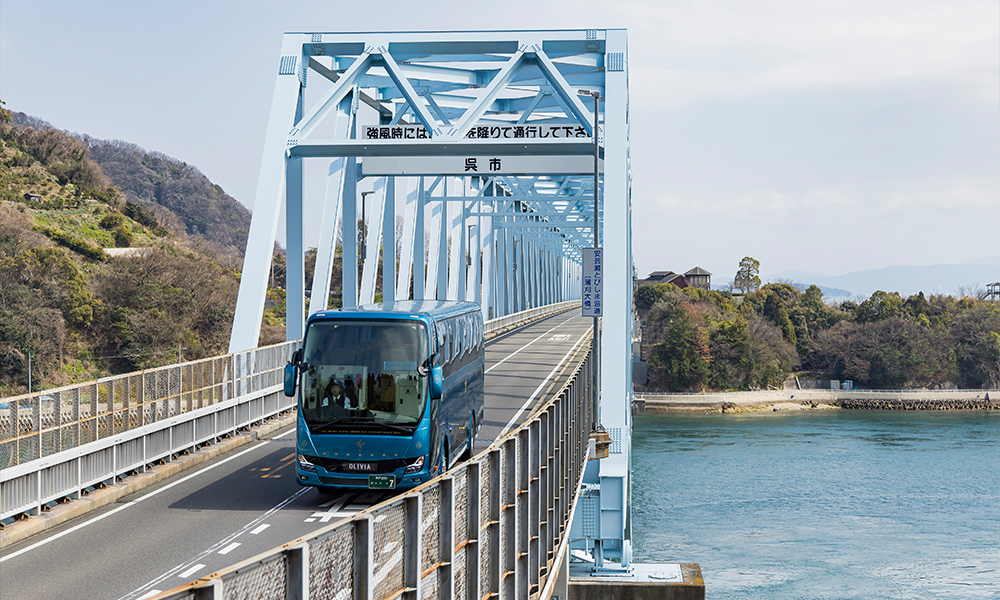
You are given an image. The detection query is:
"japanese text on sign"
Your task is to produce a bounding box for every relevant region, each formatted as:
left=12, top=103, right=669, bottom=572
left=582, top=247, right=603, bottom=317
left=360, top=124, right=592, bottom=141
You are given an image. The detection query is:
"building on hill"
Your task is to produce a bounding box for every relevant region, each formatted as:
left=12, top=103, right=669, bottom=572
left=988, top=282, right=1000, bottom=302
left=642, top=270, right=689, bottom=288
left=684, top=266, right=712, bottom=290
left=640, top=267, right=712, bottom=290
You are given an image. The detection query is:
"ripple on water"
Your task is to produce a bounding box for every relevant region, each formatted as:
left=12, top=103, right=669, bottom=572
left=631, top=411, right=1000, bottom=600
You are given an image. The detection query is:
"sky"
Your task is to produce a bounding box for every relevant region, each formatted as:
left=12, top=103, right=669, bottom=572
left=2, top=0, right=998, bottom=285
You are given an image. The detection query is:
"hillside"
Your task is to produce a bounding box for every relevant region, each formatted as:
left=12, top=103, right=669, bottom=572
left=637, top=282, right=1000, bottom=392
left=86, top=138, right=251, bottom=266
left=0, top=104, right=255, bottom=395
left=9, top=111, right=251, bottom=267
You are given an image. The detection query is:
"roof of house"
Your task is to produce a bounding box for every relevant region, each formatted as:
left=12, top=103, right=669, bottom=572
left=685, top=266, right=712, bottom=276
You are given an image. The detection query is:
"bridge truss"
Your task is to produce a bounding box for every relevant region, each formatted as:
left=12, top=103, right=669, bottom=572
left=229, top=29, right=633, bottom=571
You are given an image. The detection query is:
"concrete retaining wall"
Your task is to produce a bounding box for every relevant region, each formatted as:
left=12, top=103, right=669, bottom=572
left=635, top=389, right=999, bottom=412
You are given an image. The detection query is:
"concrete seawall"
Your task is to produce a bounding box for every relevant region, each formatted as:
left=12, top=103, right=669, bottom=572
left=635, top=389, right=999, bottom=413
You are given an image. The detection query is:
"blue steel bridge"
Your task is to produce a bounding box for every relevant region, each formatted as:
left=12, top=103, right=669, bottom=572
left=0, top=29, right=700, bottom=600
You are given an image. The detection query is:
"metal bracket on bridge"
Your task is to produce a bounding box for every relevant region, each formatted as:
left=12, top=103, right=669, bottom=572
left=587, top=428, right=612, bottom=460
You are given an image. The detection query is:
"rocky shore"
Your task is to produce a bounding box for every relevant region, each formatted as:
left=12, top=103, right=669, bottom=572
left=634, top=389, right=999, bottom=413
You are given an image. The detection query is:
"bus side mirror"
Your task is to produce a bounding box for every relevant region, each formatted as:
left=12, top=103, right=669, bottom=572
left=283, top=363, right=297, bottom=397
left=429, top=365, right=443, bottom=399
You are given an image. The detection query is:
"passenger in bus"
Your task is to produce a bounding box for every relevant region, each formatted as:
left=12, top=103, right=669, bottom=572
left=371, top=373, right=396, bottom=413
left=343, top=377, right=360, bottom=408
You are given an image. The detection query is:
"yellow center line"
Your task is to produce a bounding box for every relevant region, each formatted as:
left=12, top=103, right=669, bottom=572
left=260, top=453, right=298, bottom=479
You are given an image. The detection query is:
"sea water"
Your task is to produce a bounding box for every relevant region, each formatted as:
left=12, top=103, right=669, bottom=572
left=631, top=410, right=999, bottom=599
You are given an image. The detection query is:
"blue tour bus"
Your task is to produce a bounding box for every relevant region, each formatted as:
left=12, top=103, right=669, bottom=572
left=284, top=300, right=485, bottom=491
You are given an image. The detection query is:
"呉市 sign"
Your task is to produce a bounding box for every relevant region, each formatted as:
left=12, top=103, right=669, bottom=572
left=362, top=155, right=599, bottom=176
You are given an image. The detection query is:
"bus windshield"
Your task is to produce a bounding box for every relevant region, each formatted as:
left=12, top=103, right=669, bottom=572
left=300, top=320, right=429, bottom=435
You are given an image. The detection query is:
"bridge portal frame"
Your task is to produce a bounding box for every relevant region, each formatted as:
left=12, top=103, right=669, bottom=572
left=228, top=28, right=632, bottom=569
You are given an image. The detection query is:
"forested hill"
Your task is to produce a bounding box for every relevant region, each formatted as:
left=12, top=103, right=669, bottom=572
left=86, top=139, right=250, bottom=264
left=10, top=111, right=250, bottom=265
left=0, top=105, right=273, bottom=396
left=637, top=282, right=1000, bottom=393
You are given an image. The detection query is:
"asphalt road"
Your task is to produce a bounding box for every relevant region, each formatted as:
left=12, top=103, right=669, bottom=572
left=0, top=311, right=593, bottom=600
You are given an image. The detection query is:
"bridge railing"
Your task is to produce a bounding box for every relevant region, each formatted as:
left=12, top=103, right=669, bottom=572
left=0, top=300, right=581, bottom=523
left=0, top=341, right=299, bottom=521
left=484, top=300, right=580, bottom=339
left=153, top=348, right=594, bottom=600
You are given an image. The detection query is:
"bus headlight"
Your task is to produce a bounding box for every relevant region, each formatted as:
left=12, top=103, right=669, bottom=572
left=298, top=454, right=317, bottom=473
left=404, top=456, right=424, bottom=474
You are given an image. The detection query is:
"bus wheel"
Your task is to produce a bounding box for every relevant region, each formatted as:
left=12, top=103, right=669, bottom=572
left=460, top=413, right=475, bottom=461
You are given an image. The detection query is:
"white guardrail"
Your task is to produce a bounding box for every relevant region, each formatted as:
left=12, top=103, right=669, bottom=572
left=484, top=300, right=579, bottom=339
left=0, top=342, right=300, bottom=521
left=0, top=301, right=581, bottom=523
left=152, top=348, right=594, bottom=600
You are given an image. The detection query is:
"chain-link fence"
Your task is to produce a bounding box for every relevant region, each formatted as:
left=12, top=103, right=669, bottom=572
left=152, top=348, right=594, bottom=600
left=0, top=341, right=300, bottom=521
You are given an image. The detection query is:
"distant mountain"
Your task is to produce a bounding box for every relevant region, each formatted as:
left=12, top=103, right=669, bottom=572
left=772, top=262, right=1000, bottom=299
left=960, top=255, right=1000, bottom=266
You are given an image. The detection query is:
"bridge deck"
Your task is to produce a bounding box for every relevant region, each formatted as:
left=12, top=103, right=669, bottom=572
left=0, top=312, right=592, bottom=600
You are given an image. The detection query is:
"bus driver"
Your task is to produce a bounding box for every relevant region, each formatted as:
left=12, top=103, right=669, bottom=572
left=322, top=378, right=357, bottom=411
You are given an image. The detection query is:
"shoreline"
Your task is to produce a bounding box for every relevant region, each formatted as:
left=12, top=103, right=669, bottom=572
left=634, top=389, right=999, bottom=414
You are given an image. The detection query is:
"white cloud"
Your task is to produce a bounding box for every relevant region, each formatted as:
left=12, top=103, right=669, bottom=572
left=883, top=182, right=997, bottom=211
left=620, top=0, right=999, bottom=105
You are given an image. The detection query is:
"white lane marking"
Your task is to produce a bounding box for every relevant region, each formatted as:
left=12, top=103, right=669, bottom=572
left=485, top=316, right=576, bottom=374
left=498, top=327, right=593, bottom=438
left=249, top=524, right=270, bottom=535
left=122, top=485, right=311, bottom=600
left=218, top=542, right=241, bottom=555
left=0, top=427, right=296, bottom=565
left=136, top=591, right=161, bottom=600
left=177, top=564, right=206, bottom=579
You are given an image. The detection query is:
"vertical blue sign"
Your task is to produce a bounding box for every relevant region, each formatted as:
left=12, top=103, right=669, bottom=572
left=582, top=247, right=603, bottom=317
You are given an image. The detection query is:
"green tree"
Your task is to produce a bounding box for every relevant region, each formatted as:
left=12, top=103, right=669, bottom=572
left=763, top=291, right=797, bottom=346
left=648, top=303, right=711, bottom=391
left=708, top=314, right=752, bottom=389
left=854, top=290, right=904, bottom=323
left=733, top=256, right=761, bottom=294
left=100, top=212, right=125, bottom=230
left=635, top=282, right=676, bottom=311
left=114, top=225, right=133, bottom=248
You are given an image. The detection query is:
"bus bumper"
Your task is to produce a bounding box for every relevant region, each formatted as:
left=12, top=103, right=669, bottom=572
left=296, top=466, right=433, bottom=490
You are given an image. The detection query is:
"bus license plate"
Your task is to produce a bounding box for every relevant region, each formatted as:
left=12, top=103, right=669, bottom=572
left=369, top=475, right=396, bottom=490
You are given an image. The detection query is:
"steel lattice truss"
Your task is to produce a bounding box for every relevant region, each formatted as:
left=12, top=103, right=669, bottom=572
left=229, top=29, right=633, bottom=568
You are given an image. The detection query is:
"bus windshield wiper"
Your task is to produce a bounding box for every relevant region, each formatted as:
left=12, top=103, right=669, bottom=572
left=374, top=422, right=413, bottom=434
left=308, top=416, right=372, bottom=431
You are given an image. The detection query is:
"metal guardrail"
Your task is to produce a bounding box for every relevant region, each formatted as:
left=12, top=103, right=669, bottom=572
left=0, top=341, right=300, bottom=521
left=484, top=301, right=580, bottom=339
left=0, top=300, right=581, bottom=523
left=152, top=348, right=594, bottom=600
